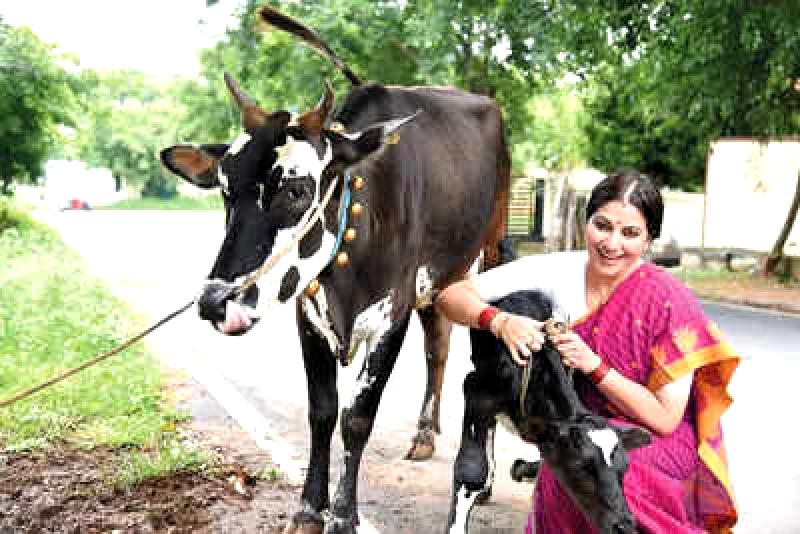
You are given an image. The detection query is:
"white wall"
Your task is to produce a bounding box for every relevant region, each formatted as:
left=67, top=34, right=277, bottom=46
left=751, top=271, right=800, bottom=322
left=704, top=139, right=800, bottom=253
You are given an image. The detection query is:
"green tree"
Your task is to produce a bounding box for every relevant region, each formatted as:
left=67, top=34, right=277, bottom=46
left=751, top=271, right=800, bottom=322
left=0, top=21, right=76, bottom=195
left=72, top=70, right=184, bottom=197
left=551, top=1, right=800, bottom=189
left=193, top=0, right=574, bottom=170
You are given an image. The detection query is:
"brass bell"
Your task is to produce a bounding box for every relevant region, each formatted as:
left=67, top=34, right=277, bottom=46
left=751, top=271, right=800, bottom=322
left=344, top=227, right=357, bottom=242
left=352, top=175, right=366, bottom=191
left=335, top=251, right=350, bottom=267
left=350, top=202, right=364, bottom=217
left=304, top=279, right=321, bottom=298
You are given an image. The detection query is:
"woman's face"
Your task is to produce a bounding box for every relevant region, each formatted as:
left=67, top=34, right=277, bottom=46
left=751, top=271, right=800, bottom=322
left=585, top=200, right=650, bottom=282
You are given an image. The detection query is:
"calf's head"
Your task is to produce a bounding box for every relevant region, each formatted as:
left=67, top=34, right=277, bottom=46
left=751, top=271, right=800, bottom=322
left=161, top=74, right=416, bottom=334
left=536, top=417, right=650, bottom=534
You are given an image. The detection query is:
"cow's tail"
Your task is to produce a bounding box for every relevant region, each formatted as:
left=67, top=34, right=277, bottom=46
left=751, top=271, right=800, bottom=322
left=257, top=5, right=363, bottom=87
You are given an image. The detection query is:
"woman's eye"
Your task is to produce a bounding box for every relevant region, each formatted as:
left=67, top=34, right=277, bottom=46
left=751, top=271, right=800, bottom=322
left=594, top=219, right=611, bottom=231
left=622, top=228, right=642, bottom=238
left=288, top=187, right=304, bottom=201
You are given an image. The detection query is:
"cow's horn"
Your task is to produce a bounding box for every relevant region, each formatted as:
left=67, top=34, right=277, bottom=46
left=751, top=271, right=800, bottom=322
left=224, top=72, right=268, bottom=132
left=298, top=79, right=335, bottom=135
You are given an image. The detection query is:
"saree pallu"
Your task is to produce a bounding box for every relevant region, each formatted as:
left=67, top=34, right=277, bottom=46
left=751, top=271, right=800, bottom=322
left=527, top=262, right=739, bottom=533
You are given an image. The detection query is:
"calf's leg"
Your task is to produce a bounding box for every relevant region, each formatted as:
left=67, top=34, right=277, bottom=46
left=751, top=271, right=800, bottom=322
left=447, top=372, right=501, bottom=533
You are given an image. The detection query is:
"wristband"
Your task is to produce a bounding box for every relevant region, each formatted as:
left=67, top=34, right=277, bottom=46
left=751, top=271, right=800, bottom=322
left=477, top=306, right=501, bottom=331
left=589, top=360, right=611, bottom=385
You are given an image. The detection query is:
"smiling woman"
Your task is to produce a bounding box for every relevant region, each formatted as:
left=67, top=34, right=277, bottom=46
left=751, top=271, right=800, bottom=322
left=436, top=170, right=741, bottom=533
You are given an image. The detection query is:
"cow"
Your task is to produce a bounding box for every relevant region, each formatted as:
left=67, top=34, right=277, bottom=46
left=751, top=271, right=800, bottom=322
left=448, top=290, right=651, bottom=534
left=159, top=5, right=510, bottom=534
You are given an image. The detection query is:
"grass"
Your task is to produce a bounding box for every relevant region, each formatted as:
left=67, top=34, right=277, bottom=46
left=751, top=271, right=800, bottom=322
left=0, top=197, right=211, bottom=486
left=101, top=195, right=223, bottom=211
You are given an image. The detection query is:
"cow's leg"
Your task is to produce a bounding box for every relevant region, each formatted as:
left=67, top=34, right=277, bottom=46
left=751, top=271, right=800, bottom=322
left=447, top=372, right=501, bottom=533
left=406, top=305, right=452, bottom=461
left=284, top=310, right=339, bottom=534
left=327, top=313, right=411, bottom=534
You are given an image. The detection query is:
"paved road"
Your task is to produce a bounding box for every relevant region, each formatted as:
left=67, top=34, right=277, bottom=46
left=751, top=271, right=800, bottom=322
left=37, top=209, right=800, bottom=533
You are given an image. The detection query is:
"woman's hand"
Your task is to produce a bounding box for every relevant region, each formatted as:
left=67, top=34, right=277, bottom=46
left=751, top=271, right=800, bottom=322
left=490, top=313, right=545, bottom=366
left=551, top=331, right=602, bottom=374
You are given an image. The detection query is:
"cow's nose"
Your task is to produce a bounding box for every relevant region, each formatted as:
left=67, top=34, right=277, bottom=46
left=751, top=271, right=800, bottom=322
left=197, top=281, right=238, bottom=323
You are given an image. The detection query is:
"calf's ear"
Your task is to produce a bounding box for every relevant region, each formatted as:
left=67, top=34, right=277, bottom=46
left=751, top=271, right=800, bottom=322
left=614, top=425, right=651, bottom=451
left=160, top=144, right=229, bottom=188
left=328, top=110, right=422, bottom=167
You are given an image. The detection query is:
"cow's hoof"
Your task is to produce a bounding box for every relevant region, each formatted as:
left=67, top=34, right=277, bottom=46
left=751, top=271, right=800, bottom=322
left=283, top=512, right=324, bottom=534
left=404, top=429, right=435, bottom=461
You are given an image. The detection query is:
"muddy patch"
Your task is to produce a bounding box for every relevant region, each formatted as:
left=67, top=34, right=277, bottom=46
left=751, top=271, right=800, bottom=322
left=0, top=431, right=299, bottom=533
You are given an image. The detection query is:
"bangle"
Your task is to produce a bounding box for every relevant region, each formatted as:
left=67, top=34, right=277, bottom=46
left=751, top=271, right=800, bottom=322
left=589, top=360, right=611, bottom=385
left=477, top=306, right=501, bottom=330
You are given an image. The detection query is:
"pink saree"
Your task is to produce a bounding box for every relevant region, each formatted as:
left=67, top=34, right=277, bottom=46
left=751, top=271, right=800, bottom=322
left=526, top=262, right=739, bottom=533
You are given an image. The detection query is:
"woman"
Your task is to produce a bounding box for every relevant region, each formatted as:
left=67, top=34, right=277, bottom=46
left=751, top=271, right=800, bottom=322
left=436, top=171, right=739, bottom=533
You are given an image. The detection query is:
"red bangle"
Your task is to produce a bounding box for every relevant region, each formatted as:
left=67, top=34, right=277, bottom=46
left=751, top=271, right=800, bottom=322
left=589, top=360, right=611, bottom=385
left=477, top=306, right=501, bottom=330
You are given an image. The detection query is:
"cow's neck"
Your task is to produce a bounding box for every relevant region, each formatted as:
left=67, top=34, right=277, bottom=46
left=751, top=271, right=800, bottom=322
left=304, top=166, right=414, bottom=365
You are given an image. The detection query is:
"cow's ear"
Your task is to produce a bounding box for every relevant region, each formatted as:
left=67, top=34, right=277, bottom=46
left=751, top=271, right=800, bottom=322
left=160, top=144, right=228, bottom=188
left=328, top=110, right=422, bottom=166
left=613, top=424, right=651, bottom=451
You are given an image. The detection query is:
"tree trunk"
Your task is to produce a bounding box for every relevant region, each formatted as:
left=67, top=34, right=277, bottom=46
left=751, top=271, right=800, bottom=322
left=764, top=172, right=800, bottom=276
left=1, top=176, right=11, bottom=196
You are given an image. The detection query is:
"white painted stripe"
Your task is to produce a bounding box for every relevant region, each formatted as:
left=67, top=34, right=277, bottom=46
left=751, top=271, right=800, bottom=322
left=184, top=358, right=306, bottom=483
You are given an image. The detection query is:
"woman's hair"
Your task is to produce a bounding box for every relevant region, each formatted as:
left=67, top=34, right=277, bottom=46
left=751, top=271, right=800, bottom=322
left=585, top=170, right=663, bottom=239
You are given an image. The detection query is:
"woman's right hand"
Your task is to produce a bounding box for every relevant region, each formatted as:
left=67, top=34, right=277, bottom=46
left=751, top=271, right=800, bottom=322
left=489, top=312, right=545, bottom=366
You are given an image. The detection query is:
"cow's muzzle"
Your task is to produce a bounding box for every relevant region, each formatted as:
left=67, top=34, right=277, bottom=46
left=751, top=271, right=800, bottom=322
left=197, top=280, right=260, bottom=335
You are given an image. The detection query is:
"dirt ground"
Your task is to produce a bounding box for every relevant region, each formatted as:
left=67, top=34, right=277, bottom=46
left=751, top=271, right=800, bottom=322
left=3, top=274, right=798, bottom=534
left=0, top=422, right=297, bottom=534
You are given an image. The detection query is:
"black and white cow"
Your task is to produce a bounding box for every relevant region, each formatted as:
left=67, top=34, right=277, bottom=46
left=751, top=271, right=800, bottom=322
left=448, top=290, right=651, bottom=534
left=160, top=6, right=510, bottom=534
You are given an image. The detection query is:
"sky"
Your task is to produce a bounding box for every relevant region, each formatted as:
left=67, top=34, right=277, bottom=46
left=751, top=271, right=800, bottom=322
left=1, top=0, right=240, bottom=78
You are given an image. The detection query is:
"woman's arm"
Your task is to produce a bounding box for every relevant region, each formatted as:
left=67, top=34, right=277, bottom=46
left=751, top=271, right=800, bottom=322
left=436, top=279, right=545, bottom=365
left=554, top=331, right=692, bottom=435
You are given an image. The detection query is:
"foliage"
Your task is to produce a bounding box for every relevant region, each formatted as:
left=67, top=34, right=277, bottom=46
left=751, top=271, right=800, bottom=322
left=0, top=21, right=77, bottom=194
left=185, top=0, right=578, bottom=170
left=552, top=1, right=800, bottom=188
left=71, top=70, right=185, bottom=197
left=0, top=198, right=207, bottom=481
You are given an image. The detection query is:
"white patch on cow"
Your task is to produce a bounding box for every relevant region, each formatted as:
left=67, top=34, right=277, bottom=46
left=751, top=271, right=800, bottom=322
left=485, top=425, right=497, bottom=489
left=347, top=292, right=395, bottom=364
left=348, top=367, right=377, bottom=408
left=495, top=413, right=520, bottom=438
left=448, top=486, right=480, bottom=533
left=414, top=266, right=435, bottom=309
left=228, top=132, right=252, bottom=156
left=256, top=183, right=265, bottom=211
left=589, top=427, right=620, bottom=467
left=299, top=286, right=340, bottom=355
left=469, top=251, right=483, bottom=275
left=248, top=142, right=336, bottom=305
left=421, top=393, right=436, bottom=421
left=277, top=137, right=331, bottom=179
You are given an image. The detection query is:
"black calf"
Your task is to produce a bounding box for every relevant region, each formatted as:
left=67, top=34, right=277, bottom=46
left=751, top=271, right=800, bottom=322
left=447, top=290, right=650, bottom=534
